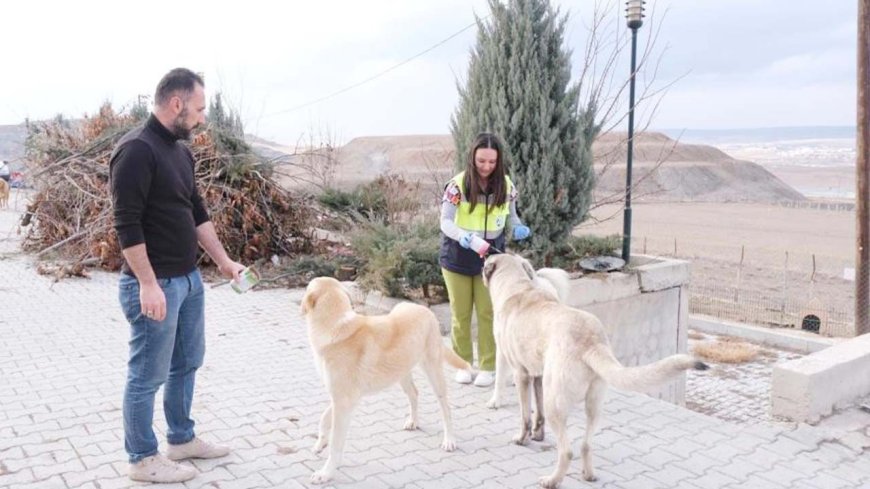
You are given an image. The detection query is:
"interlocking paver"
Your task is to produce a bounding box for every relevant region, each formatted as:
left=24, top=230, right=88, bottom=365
left=7, top=474, right=68, bottom=489
left=0, top=468, right=35, bottom=487
left=731, top=473, right=791, bottom=488
left=670, top=451, right=726, bottom=477
left=61, top=464, right=119, bottom=488
left=1, top=197, right=870, bottom=489
left=732, top=445, right=789, bottom=471
left=609, top=474, right=674, bottom=489
left=337, top=460, right=392, bottom=482
left=792, top=472, right=857, bottom=489
left=645, top=465, right=697, bottom=486
left=686, top=471, right=741, bottom=489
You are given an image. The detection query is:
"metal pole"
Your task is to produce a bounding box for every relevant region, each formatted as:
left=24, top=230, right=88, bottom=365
left=622, top=27, right=639, bottom=262
left=857, top=0, right=870, bottom=336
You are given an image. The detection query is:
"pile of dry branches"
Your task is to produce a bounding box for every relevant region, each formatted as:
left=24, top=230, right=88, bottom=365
left=20, top=102, right=314, bottom=277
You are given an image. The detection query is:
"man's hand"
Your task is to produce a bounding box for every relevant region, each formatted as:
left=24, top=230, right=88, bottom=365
left=140, top=282, right=167, bottom=321
left=218, top=259, right=246, bottom=283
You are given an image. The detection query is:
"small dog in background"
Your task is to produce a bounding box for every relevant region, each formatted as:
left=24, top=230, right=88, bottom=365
left=300, top=277, right=469, bottom=484
left=0, top=179, right=9, bottom=209
left=533, top=267, right=571, bottom=303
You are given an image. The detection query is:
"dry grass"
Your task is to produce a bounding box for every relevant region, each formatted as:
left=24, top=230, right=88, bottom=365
left=687, top=330, right=706, bottom=340
left=692, top=338, right=759, bottom=364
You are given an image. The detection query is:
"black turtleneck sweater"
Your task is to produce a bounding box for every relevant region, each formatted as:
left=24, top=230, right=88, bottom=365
left=110, top=115, right=210, bottom=278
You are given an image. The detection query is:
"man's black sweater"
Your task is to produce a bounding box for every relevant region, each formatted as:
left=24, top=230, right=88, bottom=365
left=110, top=115, right=210, bottom=278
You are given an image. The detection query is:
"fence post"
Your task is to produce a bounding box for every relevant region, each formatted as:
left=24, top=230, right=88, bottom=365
left=781, top=251, right=790, bottom=326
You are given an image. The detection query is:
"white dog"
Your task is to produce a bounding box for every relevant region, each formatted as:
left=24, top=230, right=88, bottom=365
left=488, top=261, right=570, bottom=411
left=533, top=267, right=571, bottom=303
left=483, top=254, right=708, bottom=488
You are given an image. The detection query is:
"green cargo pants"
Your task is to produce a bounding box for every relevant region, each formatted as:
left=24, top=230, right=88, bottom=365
left=441, top=268, right=495, bottom=371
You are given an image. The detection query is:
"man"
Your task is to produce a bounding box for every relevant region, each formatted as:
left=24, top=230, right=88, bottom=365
left=0, top=160, right=10, bottom=183
left=110, top=68, right=246, bottom=483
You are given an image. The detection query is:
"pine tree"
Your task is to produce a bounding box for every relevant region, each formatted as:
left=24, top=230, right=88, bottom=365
left=451, top=0, right=598, bottom=261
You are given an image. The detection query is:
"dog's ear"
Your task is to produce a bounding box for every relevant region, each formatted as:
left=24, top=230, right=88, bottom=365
left=300, top=289, right=317, bottom=315
left=521, top=258, right=536, bottom=281
left=483, top=258, right=498, bottom=284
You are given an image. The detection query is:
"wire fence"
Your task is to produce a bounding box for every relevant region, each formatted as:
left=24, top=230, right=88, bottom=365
left=631, top=235, right=858, bottom=338
left=690, top=283, right=854, bottom=338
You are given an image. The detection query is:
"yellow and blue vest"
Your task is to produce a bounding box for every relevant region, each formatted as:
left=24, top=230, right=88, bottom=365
left=439, top=172, right=513, bottom=276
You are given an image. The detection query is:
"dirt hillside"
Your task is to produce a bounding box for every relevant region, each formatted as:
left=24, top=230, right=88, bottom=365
left=3, top=125, right=806, bottom=203
left=319, top=132, right=806, bottom=203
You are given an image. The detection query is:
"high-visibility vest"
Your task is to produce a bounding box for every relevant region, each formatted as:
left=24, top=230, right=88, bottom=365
left=450, top=171, right=513, bottom=236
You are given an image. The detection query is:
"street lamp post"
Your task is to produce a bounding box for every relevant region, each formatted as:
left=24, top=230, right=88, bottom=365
left=622, top=0, right=645, bottom=263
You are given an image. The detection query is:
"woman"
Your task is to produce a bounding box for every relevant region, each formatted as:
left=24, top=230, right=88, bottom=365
left=439, top=132, right=530, bottom=386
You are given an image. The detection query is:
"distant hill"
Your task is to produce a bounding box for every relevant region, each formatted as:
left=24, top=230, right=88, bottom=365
left=0, top=124, right=806, bottom=203
left=324, top=132, right=806, bottom=204
left=662, top=126, right=855, bottom=144
left=591, top=132, right=806, bottom=203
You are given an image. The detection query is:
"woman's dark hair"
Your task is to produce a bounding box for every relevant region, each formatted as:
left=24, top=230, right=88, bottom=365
left=154, top=68, right=204, bottom=106
left=463, top=132, right=507, bottom=213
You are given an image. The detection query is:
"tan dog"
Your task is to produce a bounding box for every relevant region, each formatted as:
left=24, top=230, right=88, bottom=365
left=300, top=277, right=470, bottom=484
left=482, top=254, right=708, bottom=488
left=0, top=179, right=9, bottom=209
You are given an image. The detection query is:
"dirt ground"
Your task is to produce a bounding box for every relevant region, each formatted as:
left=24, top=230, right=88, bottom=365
left=580, top=199, right=859, bottom=332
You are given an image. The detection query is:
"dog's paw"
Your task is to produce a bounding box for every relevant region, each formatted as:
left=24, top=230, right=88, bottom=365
left=441, top=437, right=457, bottom=452
left=403, top=417, right=418, bottom=430
left=486, top=395, right=500, bottom=409
left=311, top=439, right=327, bottom=454
left=538, top=474, right=563, bottom=488
left=532, top=421, right=545, bottom=441
left=581, top=468, right=597, bottom=482
left=512, top=432, right=530, bottom=446
left=310, top=469, right=333, bottom=485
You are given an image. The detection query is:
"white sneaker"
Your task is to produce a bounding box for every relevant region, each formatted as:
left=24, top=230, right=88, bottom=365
left=129, top=453, right=197, bottom=483
left=474, top=370, right=495, bottom=387
left=166, top=437, right=230, bottom=461
left=454, top=369, right=474, bottom=384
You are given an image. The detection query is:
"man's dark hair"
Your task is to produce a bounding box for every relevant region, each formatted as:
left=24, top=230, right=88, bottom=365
left=154, top=68, right=204, bottom=106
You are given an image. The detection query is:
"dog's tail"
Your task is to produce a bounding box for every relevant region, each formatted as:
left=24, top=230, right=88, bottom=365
left=442, top=345, right=472, bottom=370
left=583, top=344, right=708, bottom=392
left=535, top=268, right=571, bottom=303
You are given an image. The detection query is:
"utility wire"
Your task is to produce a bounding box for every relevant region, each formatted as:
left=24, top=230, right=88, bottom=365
left=263, top=17, right=484, bottom=118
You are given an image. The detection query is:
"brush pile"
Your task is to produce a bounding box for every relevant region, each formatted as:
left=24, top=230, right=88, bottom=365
left=20, top=99, right=315, bottom=278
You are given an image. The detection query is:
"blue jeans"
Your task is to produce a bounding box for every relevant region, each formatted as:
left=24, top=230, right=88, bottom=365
left=119, top=269, right=205, bottom=463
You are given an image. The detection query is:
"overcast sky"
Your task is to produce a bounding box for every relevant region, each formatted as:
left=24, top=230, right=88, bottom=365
left=0, top=0, right=858, bottom=145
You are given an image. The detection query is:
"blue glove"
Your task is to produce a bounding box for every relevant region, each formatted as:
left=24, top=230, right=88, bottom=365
left=513, top=225, right=531, bottom=240
left=459, top=232, right=474, bottom=249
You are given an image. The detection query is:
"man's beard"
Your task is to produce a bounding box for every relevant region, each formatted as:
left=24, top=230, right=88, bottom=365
left=172, top=118, right=194, bottom=140
left=171, top=108, right=198, bottom=140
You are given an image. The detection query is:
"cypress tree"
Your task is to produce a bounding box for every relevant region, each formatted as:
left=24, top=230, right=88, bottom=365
left=451, top=0, right=598, bottom=261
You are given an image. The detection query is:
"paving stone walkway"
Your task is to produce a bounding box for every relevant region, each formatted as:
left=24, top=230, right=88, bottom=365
left=1, top=192, right=869, bottom=489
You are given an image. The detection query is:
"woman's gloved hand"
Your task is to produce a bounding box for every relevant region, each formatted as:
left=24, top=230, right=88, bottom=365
left=513, top=225, right=531, bottom=240
left=459, top=232, right=474, bottom=249
left=459, top=232, right=490, bottom=257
